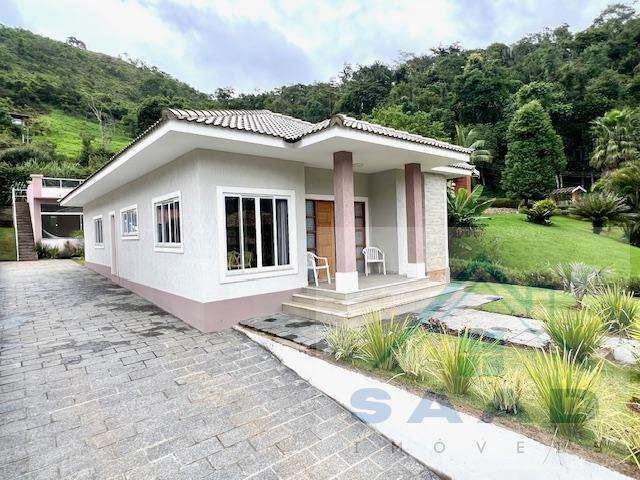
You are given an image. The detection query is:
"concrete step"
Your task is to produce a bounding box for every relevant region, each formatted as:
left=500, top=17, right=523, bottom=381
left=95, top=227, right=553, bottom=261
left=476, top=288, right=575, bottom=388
left=13, top=202, right=37, bottom=261
left=283, top=282, right=464, bottom=326
left=301, top=276, right=440, bottom=301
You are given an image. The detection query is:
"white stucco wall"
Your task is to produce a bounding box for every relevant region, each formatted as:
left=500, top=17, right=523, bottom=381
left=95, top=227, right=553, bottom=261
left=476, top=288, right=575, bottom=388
left=304, top=167, right=370, bottom=197
left=83, top=149, right=308, bottom=304
left=423, top=173, right=449, bottom=277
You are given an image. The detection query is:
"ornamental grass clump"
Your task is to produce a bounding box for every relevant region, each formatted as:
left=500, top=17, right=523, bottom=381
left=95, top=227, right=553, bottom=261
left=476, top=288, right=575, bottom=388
left=585, top=285, right=640, bottom=334
left=395, top=332, right=431, bottom=380
left=554, top=262, right=610, bottom=305
left=481, top=369, right=526, bottom=415
left=426, top=331, right=487, bottom=395
left=524, top=349, right=603, bottom=437
left=325, top=324, right=362, bottom=360
left=536, top=307, right=605, bottom=362
left=357, top=312, right=418, bottom=370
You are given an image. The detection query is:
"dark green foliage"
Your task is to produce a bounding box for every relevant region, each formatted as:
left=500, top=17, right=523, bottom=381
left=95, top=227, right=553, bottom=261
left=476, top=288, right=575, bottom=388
left=34, top=240, right=83, bottom=259
left=570, top=192, right=631, bottom=233
left=501, top=101, right=566, bottom=201
left=487, top=197, right=519, bottom=208
left=0, top=145, right=53, bottom=165
left=525, top=199, right=557, bottom=225
left=365, top=105, right=449, bottom=141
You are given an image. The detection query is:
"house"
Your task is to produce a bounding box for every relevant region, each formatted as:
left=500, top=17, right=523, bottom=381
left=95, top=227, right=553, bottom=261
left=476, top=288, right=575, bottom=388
left=550, top=186, right=587, bottom=206
left=12, top=175, right=84, bottom=261
left=60, top=109, right=473, bottom=331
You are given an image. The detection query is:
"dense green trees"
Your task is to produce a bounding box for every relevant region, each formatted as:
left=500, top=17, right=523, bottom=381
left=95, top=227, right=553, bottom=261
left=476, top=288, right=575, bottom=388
left=501, top=101, right=566, bottom=203
left=0, top=4, right=638, bottom=203
left=589, top=108, right=639, bottom=171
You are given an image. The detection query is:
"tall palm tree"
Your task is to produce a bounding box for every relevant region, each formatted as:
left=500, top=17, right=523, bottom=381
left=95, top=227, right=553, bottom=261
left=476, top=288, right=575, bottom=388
left=590, top=108, right=639, bottom=172
left=454, top=125, right=492, bottom=164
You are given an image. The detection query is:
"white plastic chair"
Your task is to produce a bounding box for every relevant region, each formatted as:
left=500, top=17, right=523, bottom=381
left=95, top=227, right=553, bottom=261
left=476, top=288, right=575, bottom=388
left=362, top=247, right=386, bottom=276
left=307, top=252, right=331, bottom=286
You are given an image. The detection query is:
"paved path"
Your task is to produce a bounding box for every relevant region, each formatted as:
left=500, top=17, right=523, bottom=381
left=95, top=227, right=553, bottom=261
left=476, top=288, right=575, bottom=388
left=0, top=260, right=438, bottom=480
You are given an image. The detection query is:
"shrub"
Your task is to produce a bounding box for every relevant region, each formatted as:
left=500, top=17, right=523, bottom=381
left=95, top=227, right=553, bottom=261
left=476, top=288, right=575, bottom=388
left=554, top=262, right=610, bottom=304
left=395, top=332, right=431, bottom=379
left=524, top=349, right=603, bottom=436
left=34, top=241, right=59, bottom=259
left=535, top=307, right=605, bottom=362
left=481, top=370, right=526, bottom=415
left=426, top=331, right=487, bottom=395
left=570, top=192, right=630, bottom=234
left=447, top=185, right=494, bottom=232
left=585, top=285, right=640, bottom=334
left=357, top=312, right=418, bottom=370
left=615, top=414, right=640, bottom=468
left=450, top=255, right=509, bottom=283
left=325, top=324, right=362, bottom=360
left=524, top=199, right=556, bottom=225
left=485, top=197, right=518, bottom=209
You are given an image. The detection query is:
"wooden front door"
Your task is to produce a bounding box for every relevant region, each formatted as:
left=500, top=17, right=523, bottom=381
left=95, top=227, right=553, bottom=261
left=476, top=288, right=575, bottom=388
left=314, top=201, right=335, bottom=280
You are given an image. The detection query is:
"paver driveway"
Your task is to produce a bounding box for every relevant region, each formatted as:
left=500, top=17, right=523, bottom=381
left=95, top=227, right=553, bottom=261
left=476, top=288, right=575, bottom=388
left=0, top=260, right=438, bottom=480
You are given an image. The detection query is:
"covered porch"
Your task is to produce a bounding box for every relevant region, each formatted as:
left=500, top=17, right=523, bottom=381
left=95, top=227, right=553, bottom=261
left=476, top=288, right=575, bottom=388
left=302, top=150, right=468, bottom=294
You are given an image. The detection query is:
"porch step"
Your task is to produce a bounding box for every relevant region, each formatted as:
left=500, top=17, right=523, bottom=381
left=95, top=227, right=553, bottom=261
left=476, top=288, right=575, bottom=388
left=282, top=281, right=465, bottom=326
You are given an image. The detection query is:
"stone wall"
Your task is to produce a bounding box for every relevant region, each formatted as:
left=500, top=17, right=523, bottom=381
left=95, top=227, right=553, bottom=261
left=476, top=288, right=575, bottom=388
left=423, top=173, right=450, bottom=282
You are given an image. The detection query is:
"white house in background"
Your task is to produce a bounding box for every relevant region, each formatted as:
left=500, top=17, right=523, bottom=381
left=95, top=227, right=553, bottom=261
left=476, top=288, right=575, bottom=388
left=61, top=109, right=473, bottom=332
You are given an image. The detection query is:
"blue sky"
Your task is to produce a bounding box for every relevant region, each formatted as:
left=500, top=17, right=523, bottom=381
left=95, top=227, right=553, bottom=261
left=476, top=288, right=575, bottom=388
left=0, top=0, right=618, bottom=94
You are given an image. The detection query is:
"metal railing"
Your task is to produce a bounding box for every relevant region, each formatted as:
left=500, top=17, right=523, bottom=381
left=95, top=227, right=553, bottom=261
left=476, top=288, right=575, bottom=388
left=42, top=177, right=84, bottom=188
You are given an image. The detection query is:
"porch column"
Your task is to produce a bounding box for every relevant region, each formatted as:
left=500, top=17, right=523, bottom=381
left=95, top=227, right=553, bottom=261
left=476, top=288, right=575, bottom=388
left=333, top=151, right=358, bottom=293
left=405, top=163, right=425, bottom=278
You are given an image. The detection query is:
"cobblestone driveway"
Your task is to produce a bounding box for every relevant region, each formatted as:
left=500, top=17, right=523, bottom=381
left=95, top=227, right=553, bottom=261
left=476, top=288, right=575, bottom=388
left=0, top=261, right=438, bottom=480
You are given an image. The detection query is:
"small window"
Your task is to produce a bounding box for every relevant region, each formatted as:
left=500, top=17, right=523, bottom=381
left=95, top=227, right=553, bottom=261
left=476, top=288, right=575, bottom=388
left=153, top=193, right=181, bottom=250
left=120, top=205, right=138, bottom=239
left=93, top=217, right=103, bottom=246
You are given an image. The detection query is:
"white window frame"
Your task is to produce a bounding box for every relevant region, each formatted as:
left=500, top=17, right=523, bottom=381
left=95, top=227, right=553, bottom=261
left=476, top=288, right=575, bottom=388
left=40, top=204, right=84, bottom=240
left=93, top=215, right=104, bottom=248
left=217, top=186, right=298, bottom=284
left=152, top=191, right=183, bottom=253
left=120, top=204, right=139, bottom=240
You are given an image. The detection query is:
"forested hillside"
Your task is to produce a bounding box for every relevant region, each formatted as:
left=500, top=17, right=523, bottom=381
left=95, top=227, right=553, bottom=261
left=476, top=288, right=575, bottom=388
left=0, top=3, right=638, bottom=203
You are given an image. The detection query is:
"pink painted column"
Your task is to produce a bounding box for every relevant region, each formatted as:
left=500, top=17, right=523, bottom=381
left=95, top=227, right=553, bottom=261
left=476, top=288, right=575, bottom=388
left=333, top=151, right=358, bottom=293
left=405, top=163, right=425, bottom=278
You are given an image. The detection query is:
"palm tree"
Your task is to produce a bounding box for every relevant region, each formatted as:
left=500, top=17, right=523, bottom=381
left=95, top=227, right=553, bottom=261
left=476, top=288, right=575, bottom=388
left=570, top=192, right=631, bottom=234
left=590, top=109, right=639, bottom=172
left=455, top=125, right=492, bottom=184
left=455, top=124, right=492, bottom=164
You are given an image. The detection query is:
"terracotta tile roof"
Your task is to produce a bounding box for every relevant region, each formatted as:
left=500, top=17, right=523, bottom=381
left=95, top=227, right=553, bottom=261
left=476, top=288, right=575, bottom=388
left=163, top=108, right=472, bottom=154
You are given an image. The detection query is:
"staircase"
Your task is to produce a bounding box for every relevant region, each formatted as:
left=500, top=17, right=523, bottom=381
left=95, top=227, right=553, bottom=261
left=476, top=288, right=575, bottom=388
left=13, top=200, right=37, bottom=261
left=282, top=277, right=465, bottom=326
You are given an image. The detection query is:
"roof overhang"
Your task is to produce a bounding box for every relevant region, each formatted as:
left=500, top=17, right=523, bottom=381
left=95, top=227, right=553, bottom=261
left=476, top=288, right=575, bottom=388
left=62, top=120, right=471, bottom=207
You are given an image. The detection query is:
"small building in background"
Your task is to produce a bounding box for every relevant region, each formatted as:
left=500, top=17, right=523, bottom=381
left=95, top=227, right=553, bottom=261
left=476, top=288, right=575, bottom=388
left=12, top=175, right=84, bottom=261
left=9, top=112, right=31, bottom=143
left=549, top=186, right=587, bottom=206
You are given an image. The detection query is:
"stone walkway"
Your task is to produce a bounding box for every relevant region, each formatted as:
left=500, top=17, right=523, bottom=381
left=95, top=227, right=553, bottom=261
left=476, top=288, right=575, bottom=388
left=0, top=260, right=439, bottom=480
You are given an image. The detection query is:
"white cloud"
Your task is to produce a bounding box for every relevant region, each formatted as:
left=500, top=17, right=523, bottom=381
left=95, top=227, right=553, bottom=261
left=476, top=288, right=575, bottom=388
left=0, top=0, right=619, bottom=94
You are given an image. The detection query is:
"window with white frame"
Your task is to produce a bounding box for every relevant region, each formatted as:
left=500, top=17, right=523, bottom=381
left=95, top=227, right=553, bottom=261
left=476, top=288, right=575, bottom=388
left=120, top=205, right=138, bottom=239
left=93, top=216, right=103, bottom=246
left=153, top=193, right=181, bottom=248
left=223, top=192, right=291, bottom=272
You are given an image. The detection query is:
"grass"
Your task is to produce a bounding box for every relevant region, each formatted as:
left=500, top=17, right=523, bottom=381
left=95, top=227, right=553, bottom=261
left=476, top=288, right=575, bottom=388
left=452, top=213, right=640, bottom=278
left=34, top=109, right=132, bottom=158
left=454, top=281, right=575, bottom=317
left=0, top=227, right=16, bottom=261
left=344, top=330, right=637, bottom=464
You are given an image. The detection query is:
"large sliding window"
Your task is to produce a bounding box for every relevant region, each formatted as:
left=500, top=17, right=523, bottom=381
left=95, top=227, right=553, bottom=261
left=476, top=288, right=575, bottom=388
left=222, top=188, right=294, bottom=277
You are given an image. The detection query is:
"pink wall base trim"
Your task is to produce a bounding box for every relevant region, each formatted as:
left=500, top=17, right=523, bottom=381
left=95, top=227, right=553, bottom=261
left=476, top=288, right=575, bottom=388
left=85, top=261, right=299, bottom=332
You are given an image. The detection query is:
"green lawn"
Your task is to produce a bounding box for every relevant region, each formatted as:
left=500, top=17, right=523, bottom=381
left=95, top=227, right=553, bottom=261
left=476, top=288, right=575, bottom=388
left=455, top=281, right=575, bottom=317
left=451, top=213, right=640, bottom=278
left=34, top=109, right=132, bottom=158
left=0, top=227, right=16, bottom=261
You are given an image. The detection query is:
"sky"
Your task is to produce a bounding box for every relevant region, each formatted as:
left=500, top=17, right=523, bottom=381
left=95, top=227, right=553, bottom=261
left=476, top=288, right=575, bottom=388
left=0, top=0, right=619, bottom=95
